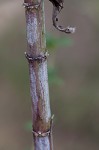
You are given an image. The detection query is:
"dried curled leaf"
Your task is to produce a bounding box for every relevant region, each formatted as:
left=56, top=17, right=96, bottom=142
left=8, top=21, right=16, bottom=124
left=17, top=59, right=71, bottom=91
left=49, top=0, right=75, bottom=34
left=49, top=0, right=63, bottom=10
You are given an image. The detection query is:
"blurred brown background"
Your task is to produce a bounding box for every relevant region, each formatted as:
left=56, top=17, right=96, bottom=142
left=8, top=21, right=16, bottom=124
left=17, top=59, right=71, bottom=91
left=0, top=0, right=99, bottom=150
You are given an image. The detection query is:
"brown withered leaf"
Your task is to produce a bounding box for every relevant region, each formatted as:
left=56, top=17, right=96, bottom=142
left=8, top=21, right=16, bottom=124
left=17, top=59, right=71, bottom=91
left=49, top=0, right=63, bottom=10
left=49, top=0, right=75, bottom=34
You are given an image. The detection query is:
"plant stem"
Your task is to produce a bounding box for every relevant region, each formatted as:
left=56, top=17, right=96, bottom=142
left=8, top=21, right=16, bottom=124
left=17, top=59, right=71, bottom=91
left=24, top=0, right=53, bottom=149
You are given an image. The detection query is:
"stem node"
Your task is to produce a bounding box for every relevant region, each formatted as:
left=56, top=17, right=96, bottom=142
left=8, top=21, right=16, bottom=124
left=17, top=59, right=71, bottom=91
left=24, top=51, right=49, bottom=63
left=23, top=2, right=40, bottom=10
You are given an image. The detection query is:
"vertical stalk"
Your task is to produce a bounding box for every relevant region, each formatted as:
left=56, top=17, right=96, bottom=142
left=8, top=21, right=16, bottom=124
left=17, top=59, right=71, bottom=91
left=24, top=0, right=53, bottom=149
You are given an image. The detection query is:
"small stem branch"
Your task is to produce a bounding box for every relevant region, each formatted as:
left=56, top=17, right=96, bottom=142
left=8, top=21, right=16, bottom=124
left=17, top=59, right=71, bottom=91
left=24, top=0, right=53, bottom=149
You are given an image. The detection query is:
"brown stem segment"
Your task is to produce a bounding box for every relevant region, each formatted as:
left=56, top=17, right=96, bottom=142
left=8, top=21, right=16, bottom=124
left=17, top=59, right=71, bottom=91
left=24, top=0, right=53, bottom=149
